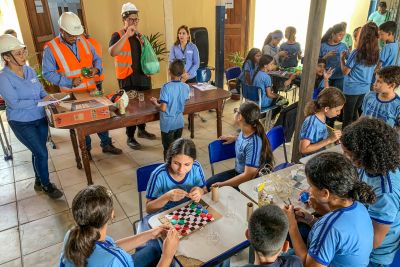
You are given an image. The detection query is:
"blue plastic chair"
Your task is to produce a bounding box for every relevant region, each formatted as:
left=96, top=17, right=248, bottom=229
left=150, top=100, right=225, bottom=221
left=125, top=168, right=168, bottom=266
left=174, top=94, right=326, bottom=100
left=208, top=140, right=236, bottom=176
left=132, top=163, right=163, bottom=234
left=225, top=66, right=241, bottom=81
left=390, top=249, right=400, bottom=267
left=266, top=126, right=294, bottom=171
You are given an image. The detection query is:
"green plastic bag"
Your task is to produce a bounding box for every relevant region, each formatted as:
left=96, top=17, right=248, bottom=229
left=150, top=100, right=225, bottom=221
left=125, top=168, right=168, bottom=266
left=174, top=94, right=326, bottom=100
left=141, top=35, right=160, bottom=75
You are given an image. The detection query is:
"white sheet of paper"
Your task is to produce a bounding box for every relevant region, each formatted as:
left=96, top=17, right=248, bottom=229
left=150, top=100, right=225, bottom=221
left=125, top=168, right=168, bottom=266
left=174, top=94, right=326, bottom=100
left=192, top=83, right=217, bottom=91
left=37, top=95, right=70, bottom=107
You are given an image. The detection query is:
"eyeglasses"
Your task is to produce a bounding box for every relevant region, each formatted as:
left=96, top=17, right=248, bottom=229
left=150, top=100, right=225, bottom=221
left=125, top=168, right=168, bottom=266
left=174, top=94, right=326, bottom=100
left=62, top=31, right=78, bottom=40
left=126, top=17, right=140, bottom=23
left=11, top=49, right=28, bottom=58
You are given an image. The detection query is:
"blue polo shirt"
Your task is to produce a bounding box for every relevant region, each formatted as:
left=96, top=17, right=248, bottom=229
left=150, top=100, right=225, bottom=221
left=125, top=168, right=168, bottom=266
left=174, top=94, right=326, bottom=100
left=380, top=42, right=399, bottom=67
left=252, top=71, right=273, bottom=108
left=0, top=65, right=47, bottom=122
left=320, top=42, right=348, bottom=80
left=300, top=115, right=328, bottom=144
left=146, top=161, right=206, bottom=210
left=313, top=78, right=325, bottom=100
left=361, top=91, right=400, bottom=127
left=235, top=131, right=262, bottom=173
left=159, top=80, right=190, bottom=133
left=308, top=201, right=373, bottom=266
left=358, top=168, right=400, bottom=265
left=60, top=231, right=134, bottom=267
left=169, top=42, right=200, bottom=80
left=343, top=49, right=376, bottom=95
left=239, top=59, right=256, bottom=83
left=279, top=42, right=301, bottom=68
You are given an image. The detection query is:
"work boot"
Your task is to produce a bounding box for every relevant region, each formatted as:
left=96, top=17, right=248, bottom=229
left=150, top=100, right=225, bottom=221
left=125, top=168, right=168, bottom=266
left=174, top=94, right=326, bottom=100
left=42, top=183, right=63, bottom=199
left=127, top=138, right=141, bottom=150
left=34, top=178, right=42, bottom=191
left=137, top=130, right=156, bottom=140
left=102, top=143, right=122, bottom=155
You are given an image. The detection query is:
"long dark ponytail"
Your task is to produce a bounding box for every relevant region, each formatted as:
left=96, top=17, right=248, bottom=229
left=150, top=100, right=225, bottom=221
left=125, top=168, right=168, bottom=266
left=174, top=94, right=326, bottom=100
left=321, top=23, right=345, bottom=43
left=242, top=48, right=261, bottom=70
left=239, top=102, right=274, bottom=168
left=64, top=185, right=114, bottom=267
left=252, top=55, right=273, bottom=84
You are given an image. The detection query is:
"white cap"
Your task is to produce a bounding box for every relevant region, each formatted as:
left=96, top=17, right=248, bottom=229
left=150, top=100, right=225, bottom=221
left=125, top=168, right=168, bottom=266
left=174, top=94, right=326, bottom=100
left=0, top=34, right=25, bottom=54
left=58, top=12, right=84, bottom=36
left=121, top=2, right=139, bottom=16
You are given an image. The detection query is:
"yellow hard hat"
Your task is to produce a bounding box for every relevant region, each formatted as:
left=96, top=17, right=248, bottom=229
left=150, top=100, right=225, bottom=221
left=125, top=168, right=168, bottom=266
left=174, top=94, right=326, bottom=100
left=0, top=34, right=25, bottom=54
left=58, top=12, right=84, bottom=36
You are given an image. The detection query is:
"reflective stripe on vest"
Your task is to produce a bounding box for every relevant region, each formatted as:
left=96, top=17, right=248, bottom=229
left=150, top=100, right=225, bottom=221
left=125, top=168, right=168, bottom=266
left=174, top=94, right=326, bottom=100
left=114, top=30, right=133, bottom=79
left=60, top=79, right=96, bottom=93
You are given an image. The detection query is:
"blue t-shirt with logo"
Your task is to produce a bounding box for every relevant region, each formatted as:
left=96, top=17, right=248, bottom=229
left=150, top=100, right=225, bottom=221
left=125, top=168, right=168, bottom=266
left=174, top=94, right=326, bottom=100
left=343, top=49, right=376, bottom=95
left=279, top=42, right=301, bottom=68
left=252, top=71, right=273, bottom=108
left=308, top=201, right=373, bottom=266
left=146, top=161, right=206, bottom=210
left=300, top=115, right=328, bottom=144
left=159, top=80, right=190, bottom=133
left=380, top=42, right=399, bottom=67
left=320, top=42, right=348, bottom=80
left=362, top=91, right=400, bottom=127
left=359, top=168, right=400, bottom=265
left=235, top=131, right=262, bottom=173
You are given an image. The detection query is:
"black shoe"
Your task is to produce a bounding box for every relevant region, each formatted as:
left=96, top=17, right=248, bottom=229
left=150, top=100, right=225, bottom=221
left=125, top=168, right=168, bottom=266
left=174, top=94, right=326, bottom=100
left=87, top=150, right=93, bottom=161
left=42, top=183, right=63, bottom=199
left=127, top=138, right=142, bottom=150
left=102, top=143, right=122, bottom=155
left=137, top=130, right=156, bottom=140
left=34, top=179, right=42, bottom=191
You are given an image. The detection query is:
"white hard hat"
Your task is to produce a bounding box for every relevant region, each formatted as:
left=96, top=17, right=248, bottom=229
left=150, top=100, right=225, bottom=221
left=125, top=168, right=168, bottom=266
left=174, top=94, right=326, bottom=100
left=58, top=12, right=84, bottom=36
left=121, top=2, right=139, bottom=16
left=0, top=34, right=25, bottom=54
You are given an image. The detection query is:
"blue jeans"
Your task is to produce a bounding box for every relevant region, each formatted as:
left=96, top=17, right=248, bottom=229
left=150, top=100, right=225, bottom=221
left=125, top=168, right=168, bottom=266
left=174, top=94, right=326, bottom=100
left=206, top=169, right=238, bottom=191
left=85, top=132, right=111, bottom=151
left=132, top=245, right=162, bottom=267
left=9, top=118, right=50, bottom=186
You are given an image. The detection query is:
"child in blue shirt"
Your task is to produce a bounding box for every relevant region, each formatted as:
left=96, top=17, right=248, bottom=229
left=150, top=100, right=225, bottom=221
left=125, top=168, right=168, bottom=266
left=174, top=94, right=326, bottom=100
left=150, top=59, right=190, bottom=160
left=279, top=26, right=302, bottom=68
left=300, top=87, right=345, bottom=155
left=341, top=22, right=379, bottom=128
left=60, top=185, right=179, bottom=267
left=238, top=48, right=262, bottom=86
left=206, top=101, right=274, bottom=190
left=341, top=118, right=400, bottom=266
left=378, top=21, right=398, bottom=68
left=362, top=66, right=400, bottom=127
left=284, top=152, right=375, bottom=267
left=320, top=23, right=348, bottom=90
left=252, top=55, right=282, bottom=109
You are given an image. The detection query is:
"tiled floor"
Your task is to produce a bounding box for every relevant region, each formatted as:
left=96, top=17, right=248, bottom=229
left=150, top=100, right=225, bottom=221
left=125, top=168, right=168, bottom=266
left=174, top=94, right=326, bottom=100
left=0, top=98, right=290, bottom=267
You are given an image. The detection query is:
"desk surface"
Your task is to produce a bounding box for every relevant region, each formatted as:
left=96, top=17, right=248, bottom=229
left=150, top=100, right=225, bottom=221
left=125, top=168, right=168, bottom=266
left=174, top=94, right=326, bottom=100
left=148, top=186, right=250, bottom=266
left=299, top=144, right=343, bottom=164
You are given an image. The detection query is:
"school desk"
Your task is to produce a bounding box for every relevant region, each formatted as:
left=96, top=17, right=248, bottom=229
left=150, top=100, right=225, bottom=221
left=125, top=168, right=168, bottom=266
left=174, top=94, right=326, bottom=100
left=148, top=186, right=250, bottom=267
left=299, top=144, right=343, bottom=165
left=58, top=87, right=231, bottom=185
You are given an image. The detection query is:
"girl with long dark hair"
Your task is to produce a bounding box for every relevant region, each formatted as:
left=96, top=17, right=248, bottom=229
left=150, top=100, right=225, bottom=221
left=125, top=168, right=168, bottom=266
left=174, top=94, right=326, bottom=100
left=239, top=48, right=262, bottom=85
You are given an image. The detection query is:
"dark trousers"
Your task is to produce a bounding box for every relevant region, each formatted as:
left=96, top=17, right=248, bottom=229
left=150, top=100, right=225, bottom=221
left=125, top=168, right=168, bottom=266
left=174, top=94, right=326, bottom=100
left=343, top=94, right=365, bottom=129
left=161, top=128, right=183, bottom=160
left=9, top=118, right=50, bottom=186
left=132, top=245, right=162, bottom=267
left=206, top=169, right=238, bottom=191
left=125, top=86, right=150, bottom=139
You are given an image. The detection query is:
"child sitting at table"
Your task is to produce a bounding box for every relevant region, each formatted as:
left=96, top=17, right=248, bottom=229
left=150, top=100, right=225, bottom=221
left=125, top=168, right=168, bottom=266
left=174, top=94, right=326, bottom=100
left=59, top=185, right=179, bottom=267
left=283, top=152, right=375, bottom=267
left=239, top=48, right=262, bottom=86
left=279, top=26, right=302, bottom=68
left=341, top=117, right=400, bottom=266
left=243, top=204, right=302, bottom=267
left=362, top=66, right=400, bottom=127
left=150, top=59, right=190, bottom=160
left=300, top=87, right=345, bottom=155
left=206, top=101, right=274, bottom=190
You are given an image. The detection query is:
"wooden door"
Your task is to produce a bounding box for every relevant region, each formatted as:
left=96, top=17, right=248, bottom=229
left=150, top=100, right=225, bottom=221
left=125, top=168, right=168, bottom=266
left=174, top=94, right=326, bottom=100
left=224, top=0, right=249, bottom=69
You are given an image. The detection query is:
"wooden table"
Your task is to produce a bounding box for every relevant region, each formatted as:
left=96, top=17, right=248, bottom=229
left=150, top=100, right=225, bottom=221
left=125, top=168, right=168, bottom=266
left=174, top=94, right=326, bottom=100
left=62, top=87, right=230, bottom=185
left=299, top=144, right=343, bottom=165
left=148, top=187, right=250, bottom=267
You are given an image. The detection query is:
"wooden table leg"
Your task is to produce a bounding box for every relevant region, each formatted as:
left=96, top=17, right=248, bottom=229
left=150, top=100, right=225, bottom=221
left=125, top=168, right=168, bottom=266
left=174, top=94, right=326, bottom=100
left=77, top=130, right=93, bottom=185
left=69, top=129, right=82, bottom=169
left=216, top=101, right=223, bottom=138
left=189, top=113, right=194, bottom=139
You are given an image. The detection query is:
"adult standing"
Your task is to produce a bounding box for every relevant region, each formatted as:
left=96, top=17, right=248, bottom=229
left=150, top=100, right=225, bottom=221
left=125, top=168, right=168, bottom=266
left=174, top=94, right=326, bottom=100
left=368, top=1, right=390, bottom=27
left=0, top=34, right=63, bottom=198
left=168, top=25, right=200, bottom=83
left=42, top=12, right=122, bottom=159
left=85, top=34, right=104, bottom=91
left=109, top=2, right=156, bottom=150
left=341, top=22, right=379, bottom=128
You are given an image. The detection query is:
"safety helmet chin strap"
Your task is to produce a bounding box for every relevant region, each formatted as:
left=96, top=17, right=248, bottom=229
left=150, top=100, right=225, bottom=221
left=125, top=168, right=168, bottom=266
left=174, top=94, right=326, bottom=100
left=10, top=53, right=24, bottom=67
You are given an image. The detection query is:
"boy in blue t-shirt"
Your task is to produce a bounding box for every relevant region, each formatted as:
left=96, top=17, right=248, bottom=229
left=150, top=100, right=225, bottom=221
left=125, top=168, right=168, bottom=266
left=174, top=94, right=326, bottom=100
left=150, top=60, right=190, bottom=160
left=378, top=21, right=399, bottom=68
left=362, top=66, right=400, bottom=127
left=242, top=205, right=302, bottom=267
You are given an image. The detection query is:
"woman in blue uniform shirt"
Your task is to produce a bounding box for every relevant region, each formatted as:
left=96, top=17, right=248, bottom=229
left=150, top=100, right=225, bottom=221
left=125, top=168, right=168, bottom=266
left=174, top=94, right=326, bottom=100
left=0, top=34, right=62, bottom=199
left=169, top=25, right=200, bottom=83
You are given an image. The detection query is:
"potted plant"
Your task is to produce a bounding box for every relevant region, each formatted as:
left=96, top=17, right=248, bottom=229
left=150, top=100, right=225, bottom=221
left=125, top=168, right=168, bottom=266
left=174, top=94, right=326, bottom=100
left=145, top=32, right=169, bottom=62
left=228, top=51, right=244, bottom=67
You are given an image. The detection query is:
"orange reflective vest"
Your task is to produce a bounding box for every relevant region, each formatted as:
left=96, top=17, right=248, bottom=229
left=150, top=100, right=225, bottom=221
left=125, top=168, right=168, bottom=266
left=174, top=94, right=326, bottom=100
left=87, top=37, right=104, bottom=83
left=45, top=36, right=96, bottom=93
